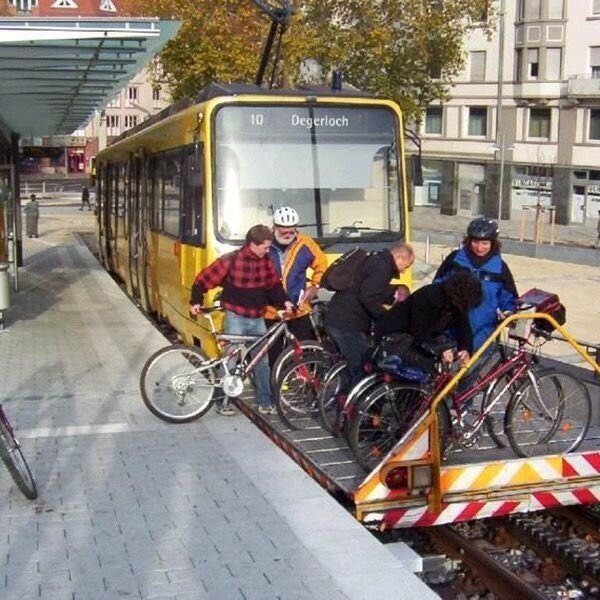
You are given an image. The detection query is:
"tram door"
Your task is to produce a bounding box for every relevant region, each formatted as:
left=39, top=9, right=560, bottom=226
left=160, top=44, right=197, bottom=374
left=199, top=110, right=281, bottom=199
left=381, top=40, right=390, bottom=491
left=128, top=156, right=142, bottom=298
left=137, top=156, right=151, bottom=314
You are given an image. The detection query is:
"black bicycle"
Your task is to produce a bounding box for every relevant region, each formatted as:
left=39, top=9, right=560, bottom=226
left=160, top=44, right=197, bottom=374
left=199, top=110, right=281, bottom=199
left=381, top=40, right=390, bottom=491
left=0, top=403, right=38, bottom=499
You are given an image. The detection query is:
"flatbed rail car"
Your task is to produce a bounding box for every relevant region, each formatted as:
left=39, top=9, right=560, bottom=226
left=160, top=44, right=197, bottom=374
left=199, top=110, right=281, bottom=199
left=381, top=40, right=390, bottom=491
left=234, top=314, right=600, bottom=530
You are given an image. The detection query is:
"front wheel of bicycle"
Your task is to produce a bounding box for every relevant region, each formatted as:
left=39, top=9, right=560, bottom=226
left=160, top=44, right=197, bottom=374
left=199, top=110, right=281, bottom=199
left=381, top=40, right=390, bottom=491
left=140, top=344, right=216, bottom=423
left=349, top=381, right=437, bottom=472
left=270, top=341, right=332, bottom=390
left=275, top=355, right=330, bottom=430
left=0, top=416, right=38, bottom=500
left=317, top=361, right=350, bottom=435
left=505, top=369, right=591, bottom=458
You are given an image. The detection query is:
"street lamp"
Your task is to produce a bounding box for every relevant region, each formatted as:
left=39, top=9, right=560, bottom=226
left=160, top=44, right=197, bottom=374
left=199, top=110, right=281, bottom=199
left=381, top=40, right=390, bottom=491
left=494, top=0, right=506, bottom=222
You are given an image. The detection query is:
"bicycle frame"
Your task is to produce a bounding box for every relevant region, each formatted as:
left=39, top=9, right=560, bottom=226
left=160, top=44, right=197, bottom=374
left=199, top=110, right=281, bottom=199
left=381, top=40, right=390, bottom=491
left=203, top=310, right=300, bottom=383
left=445, top=347, right=535, bottom=439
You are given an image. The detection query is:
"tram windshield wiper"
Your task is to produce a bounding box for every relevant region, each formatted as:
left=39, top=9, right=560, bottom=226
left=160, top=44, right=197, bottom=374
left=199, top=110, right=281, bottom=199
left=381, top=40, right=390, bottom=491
left=319, top=221, right=391, bottom=249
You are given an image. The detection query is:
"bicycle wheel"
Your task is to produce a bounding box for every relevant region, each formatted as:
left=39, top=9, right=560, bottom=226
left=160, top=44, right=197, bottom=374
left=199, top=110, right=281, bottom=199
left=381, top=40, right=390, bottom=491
left=275, top=355, right=330, bottom=430
left=505, top=370, right=591, bottom=458
left=339, top=373, right=383, bottom=440
left=140, top=344, right=216, bottom=423
left=0, top=415, right=38, bottom=500
left=317, top=361, right=350, bottom=435
left=348, top=381, right=429, bottom=472
left=270, top=341, right=330, bottom=390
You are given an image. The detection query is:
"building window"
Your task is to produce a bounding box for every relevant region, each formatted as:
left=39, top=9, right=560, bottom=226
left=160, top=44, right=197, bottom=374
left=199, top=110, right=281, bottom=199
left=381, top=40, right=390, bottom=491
left=528, top=48, right=539, bottom=79
left=124, top=115, right=138, bottom=129
left=591, top=47, right=600, bottom=78
left=106, top=115, right=119, bottom=136
left=590, top=110, right=600, bottom=140
left=520, top=0, right=541, bottom=19
left=51, top=0, right=78, bottom=7
left=99, top=0, right=117, bottom=11
left=529, top=108, right=551, bottom=138
left=468, top=107, right=487, bottom=136
left=515, top=49, right=523, bottom=82
left=594, top=0, right=600, bottom=16
left=425, top=107, right=443, bottom=134
left=469, top=51, right=486, bottom=82
left=126, top=86, right=139, bottom=107
left=546, top=48, right=562, bottom=80
left=152, top=87, right=161, bottom=109
left=547, top=0, right=563, bottom=19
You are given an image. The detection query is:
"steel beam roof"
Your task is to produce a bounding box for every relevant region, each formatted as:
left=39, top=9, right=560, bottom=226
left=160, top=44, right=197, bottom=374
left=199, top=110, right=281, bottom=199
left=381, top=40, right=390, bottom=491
left=0, top=17, right=180, bottom=138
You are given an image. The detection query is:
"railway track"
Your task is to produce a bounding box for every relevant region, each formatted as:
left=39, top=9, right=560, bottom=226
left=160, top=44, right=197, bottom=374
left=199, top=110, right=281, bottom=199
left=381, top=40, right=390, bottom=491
left=409, top=506, right=600, bottom=599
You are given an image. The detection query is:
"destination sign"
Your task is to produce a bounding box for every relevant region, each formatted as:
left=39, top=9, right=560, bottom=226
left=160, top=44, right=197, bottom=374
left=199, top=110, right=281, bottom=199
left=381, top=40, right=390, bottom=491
left=216, top=105, right=396, bottom=139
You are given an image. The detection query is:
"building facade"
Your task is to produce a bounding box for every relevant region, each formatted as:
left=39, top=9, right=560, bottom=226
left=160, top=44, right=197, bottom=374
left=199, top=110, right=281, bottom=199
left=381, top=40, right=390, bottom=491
left=417, top=0, right=600, bottom=226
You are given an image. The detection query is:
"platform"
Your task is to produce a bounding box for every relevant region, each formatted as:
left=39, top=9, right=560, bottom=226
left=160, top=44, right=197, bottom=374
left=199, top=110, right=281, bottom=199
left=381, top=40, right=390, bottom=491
left=0, top=214, right=435, bottom=599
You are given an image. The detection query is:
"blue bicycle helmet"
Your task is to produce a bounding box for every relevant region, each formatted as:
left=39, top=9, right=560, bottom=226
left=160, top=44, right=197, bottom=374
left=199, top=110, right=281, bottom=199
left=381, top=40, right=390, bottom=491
left=467, top=217, right=499, bottom=241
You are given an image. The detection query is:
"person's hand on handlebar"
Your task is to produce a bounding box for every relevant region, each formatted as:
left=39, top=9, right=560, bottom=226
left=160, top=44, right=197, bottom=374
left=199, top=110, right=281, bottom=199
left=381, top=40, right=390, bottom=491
left=302, top=285, right=319, bottom=305
left=189, top=303, right=202, bottom=316
left=284, top=300, right=295, bottom=314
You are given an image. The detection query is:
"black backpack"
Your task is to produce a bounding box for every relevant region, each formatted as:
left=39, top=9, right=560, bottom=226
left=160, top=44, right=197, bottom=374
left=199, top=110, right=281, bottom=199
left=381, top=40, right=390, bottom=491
left=321, top=248, right=371, bottom=292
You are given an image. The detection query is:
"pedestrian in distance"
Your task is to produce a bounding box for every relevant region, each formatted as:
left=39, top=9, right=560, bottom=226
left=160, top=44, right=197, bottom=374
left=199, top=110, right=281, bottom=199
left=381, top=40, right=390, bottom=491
left=324, top=241, right=415, bottom=386
left=23, top=193, right=40, bottom=238
left=595, top=209, right=600, bottom=248
left=189, top=224, right=294, bottom=416
left=434, top=217, right=518, bottom=352
left=374, top=271, right=482, bottom=372
left=264, top=206, right=328, bottom=367
left=79, top=185, right=92, bottom=211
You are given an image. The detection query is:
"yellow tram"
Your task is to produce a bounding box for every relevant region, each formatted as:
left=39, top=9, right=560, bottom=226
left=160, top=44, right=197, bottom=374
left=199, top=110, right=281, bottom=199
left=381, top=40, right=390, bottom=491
left=95, top=83, right=411, bottom=353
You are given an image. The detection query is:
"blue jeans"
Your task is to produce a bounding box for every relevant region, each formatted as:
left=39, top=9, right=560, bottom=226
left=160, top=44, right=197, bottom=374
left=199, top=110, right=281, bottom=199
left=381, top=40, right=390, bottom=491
left=225, top=311, right=273, bottom=408
left=326, top=326, right=369, bottom=387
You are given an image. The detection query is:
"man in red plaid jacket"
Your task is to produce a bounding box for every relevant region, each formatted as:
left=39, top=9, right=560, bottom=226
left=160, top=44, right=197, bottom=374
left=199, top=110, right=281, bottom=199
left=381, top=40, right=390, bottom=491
left=189, top=224, right=293, bottom=416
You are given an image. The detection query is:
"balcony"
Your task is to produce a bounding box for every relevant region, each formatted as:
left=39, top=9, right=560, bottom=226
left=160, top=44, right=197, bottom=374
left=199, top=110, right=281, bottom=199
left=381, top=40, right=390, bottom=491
left=568, top=75, right=600, bottom=98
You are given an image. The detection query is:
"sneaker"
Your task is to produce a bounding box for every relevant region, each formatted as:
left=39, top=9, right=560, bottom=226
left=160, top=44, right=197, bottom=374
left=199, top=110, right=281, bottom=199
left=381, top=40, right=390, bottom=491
left=216, top=405, right=236, bottom=416
left=258, top=405, right=276, bottom=415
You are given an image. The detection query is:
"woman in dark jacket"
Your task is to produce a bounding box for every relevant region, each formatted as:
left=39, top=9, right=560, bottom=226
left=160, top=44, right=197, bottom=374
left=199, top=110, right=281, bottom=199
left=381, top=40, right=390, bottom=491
left=375, top=271, right=482, bottom=371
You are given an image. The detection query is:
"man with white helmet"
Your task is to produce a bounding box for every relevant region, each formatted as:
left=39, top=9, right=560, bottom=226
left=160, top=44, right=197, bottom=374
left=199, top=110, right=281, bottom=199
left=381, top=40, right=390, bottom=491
left=265, top=206, right=328, bottom=366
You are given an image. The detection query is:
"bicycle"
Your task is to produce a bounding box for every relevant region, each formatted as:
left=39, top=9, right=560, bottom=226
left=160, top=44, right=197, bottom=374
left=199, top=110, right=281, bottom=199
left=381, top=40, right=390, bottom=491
left=349, top=325, right=591, bottom=471
left=0, top=403, right=38, bottom=500
left=140, top=307, right=328, bottom=423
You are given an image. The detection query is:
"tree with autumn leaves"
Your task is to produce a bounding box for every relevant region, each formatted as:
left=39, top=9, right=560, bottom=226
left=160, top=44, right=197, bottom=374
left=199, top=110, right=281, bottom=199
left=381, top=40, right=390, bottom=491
left=122, top=0, right=493, bottom=122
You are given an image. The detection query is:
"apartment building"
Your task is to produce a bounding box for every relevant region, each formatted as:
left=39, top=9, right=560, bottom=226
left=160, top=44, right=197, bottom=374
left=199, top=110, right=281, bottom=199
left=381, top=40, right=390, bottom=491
left=81, top=66, right=171, bottom=159
left=417, top=0, right=600, bottom=226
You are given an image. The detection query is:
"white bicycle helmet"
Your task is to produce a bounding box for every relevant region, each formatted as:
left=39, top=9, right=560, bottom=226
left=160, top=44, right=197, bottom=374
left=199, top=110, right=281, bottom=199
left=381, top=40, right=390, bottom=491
left=273, top=206, right=299, bottom=227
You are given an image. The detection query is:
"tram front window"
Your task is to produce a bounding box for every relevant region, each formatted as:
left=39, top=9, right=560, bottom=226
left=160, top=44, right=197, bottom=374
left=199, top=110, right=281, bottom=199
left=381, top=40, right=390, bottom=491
left=213, top=104, right=403, bottom=243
